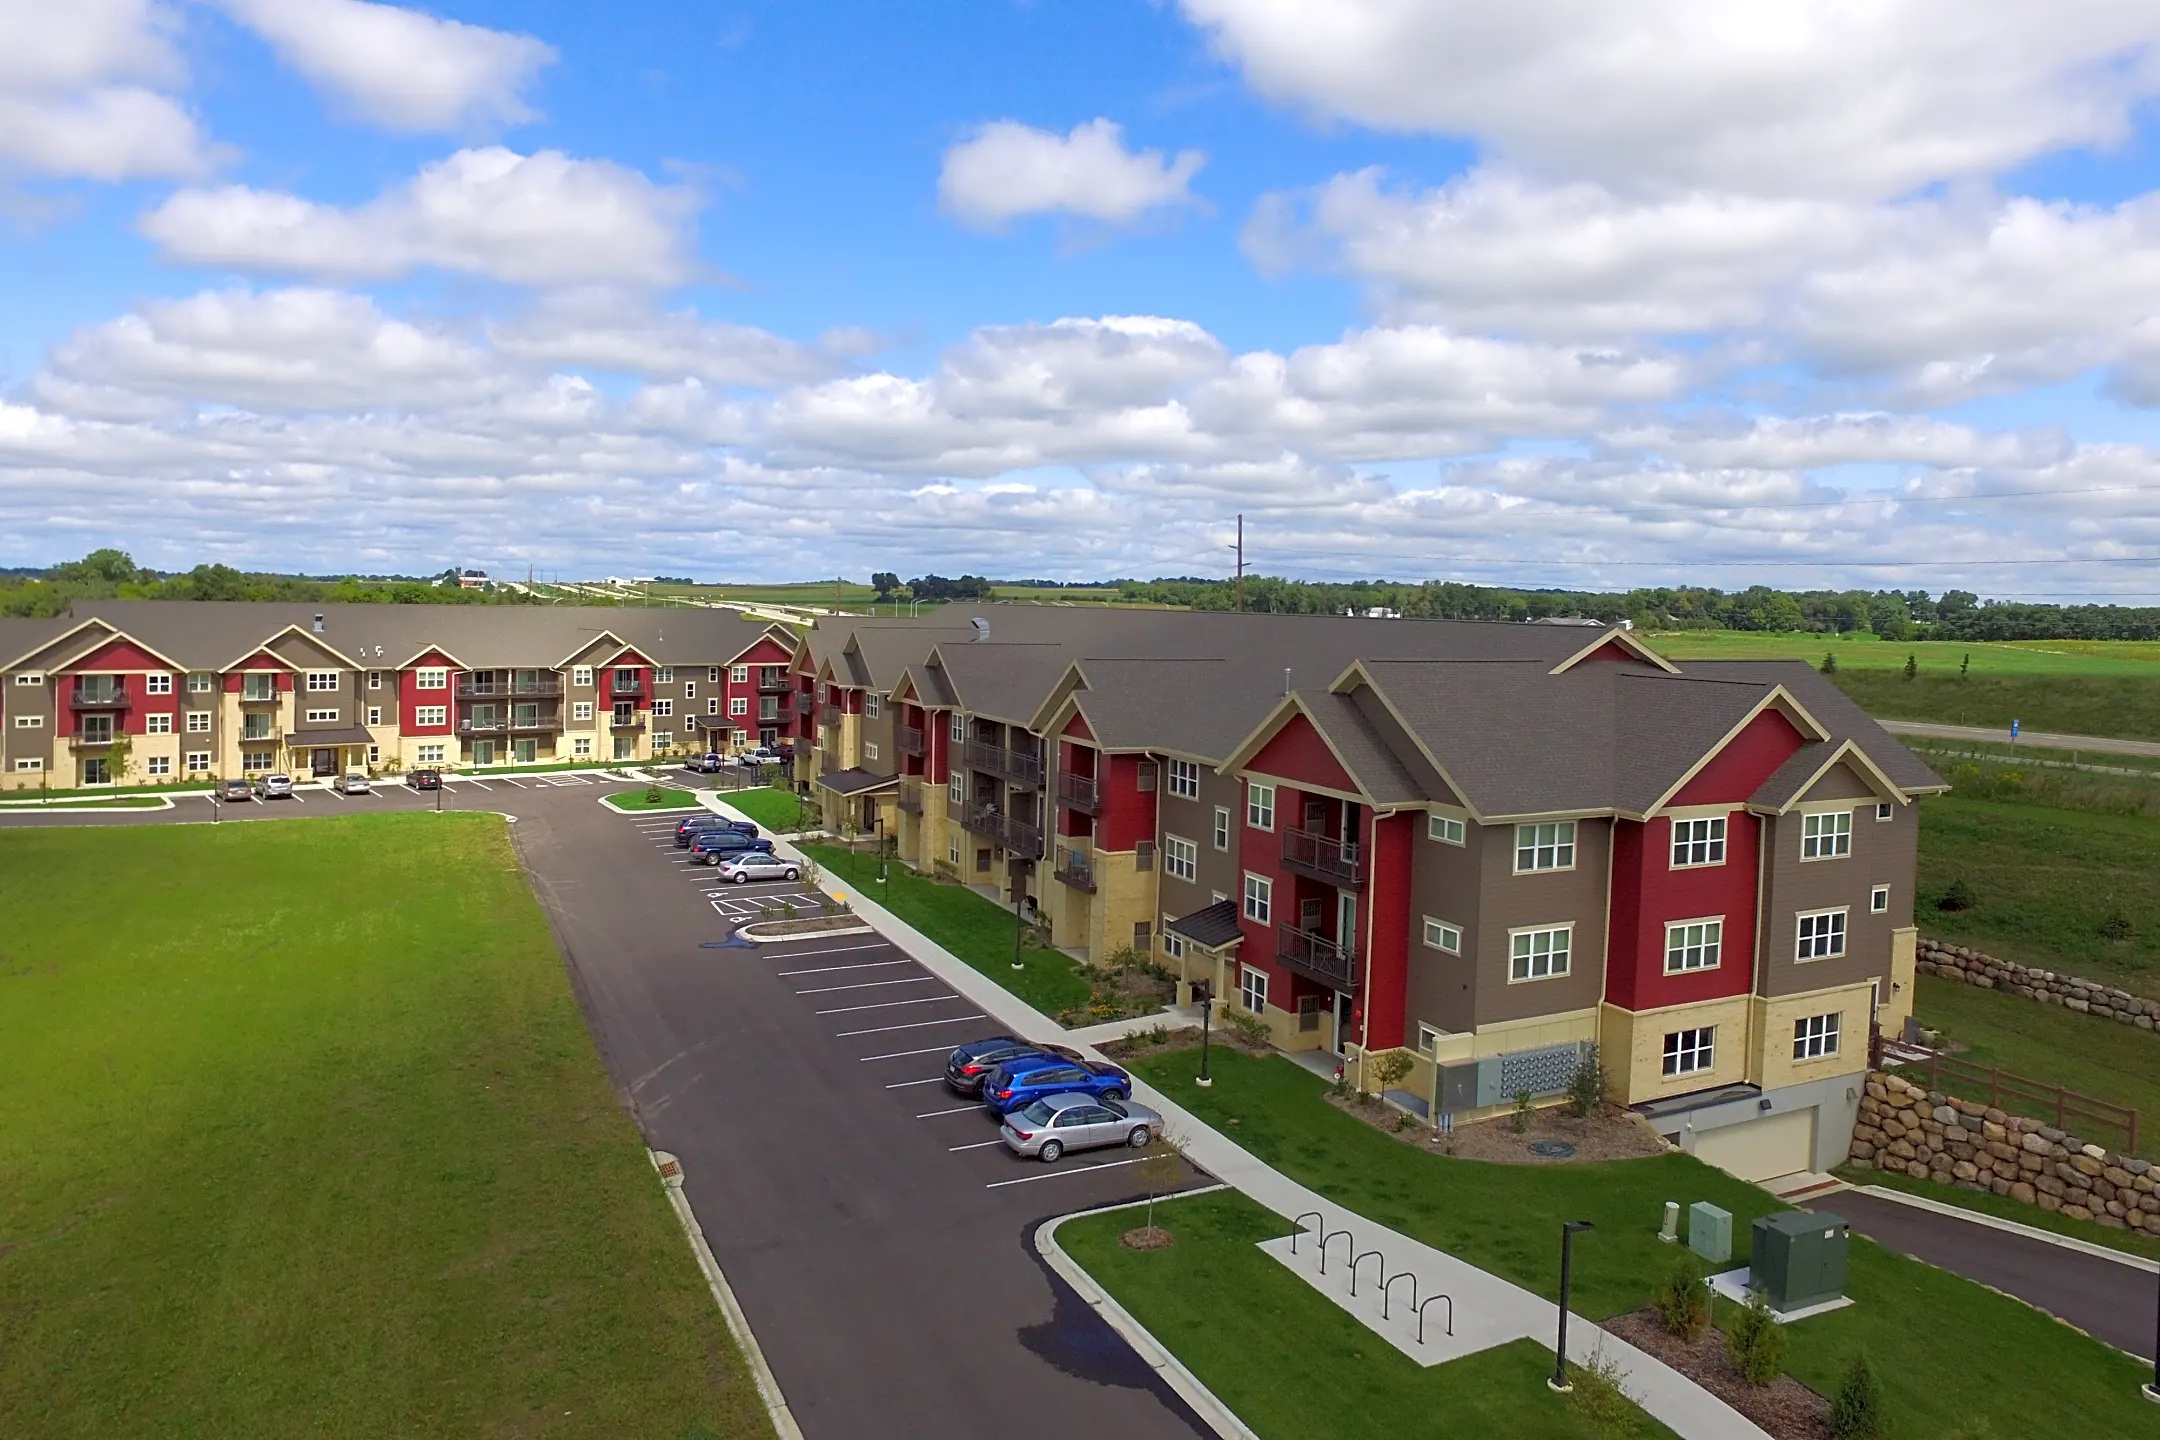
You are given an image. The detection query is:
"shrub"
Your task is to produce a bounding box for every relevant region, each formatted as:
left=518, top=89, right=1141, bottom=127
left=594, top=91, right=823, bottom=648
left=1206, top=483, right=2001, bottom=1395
left=1902, top=653, right=1918, bottom=681
left=1650, top=1253, right=1711, bottom=1343
left=1830, top=1350, right=1886, bottom=1440
left=1937, top=877, right=1977, bottom=912
left=1224, top=1009, right=1270, bottom=1046
left=1370, top=1048, right=1414, bottom=1092
left=2100, top=908, right=2135, bottom=941
left=1568, top=1044, right=1608, bottom=1118
left=1566, top=1346, right=1646, bottom=1437
left=1724, top=1289, right=1788, bottom=1386
left=1511, top=1089, right=1536, bottom=1134
left=1819, top=651, right=1838, bottom=674
left=643, top=783, right=664, bottom=804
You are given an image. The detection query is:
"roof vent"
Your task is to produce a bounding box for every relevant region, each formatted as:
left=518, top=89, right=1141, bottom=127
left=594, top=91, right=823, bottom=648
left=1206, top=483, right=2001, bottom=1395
left=969, top=617, right=990, bottom=642
left=1283, top=666, right=1292, bottom=696
left=312, top=613, right=325, bottom=634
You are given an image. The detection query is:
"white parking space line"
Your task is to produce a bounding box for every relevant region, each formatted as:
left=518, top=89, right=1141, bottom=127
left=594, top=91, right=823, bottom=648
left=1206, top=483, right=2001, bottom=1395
left=775, top=959, right=913, bottom=977
left=883, top=1076, right=947, bottom=1089
left=857, top=1044, right=960, bottom=1061
left=323, top=788, right=348, bottom=800
left=795, top=976, right=939, bottom=996
left=288, top=794, right=306, bottom=803
left=757, top=942, right=890, bottom=960
left=913, top=1104, right=982, bottom=1119
left=836, top=1015, right=983, bottom=1038
left=813, top=995, right=960, bottom=1017
left=502, top=777, right=528, bottom=788
left=984, top=1156, right=1147, bottom=1189
left=463, top=779, right=493, bottom=790
left=949, top=1139, right=1004, bottom=1152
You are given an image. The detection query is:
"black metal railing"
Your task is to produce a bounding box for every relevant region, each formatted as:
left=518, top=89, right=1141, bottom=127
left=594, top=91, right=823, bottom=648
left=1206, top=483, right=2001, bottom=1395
left=609, top=714, right=646, bottom=732
left=239, top=685, right=280, bottom=703
left=897, top=780, right=923, bottom=815
left=898, top=725, right=924, bottom=756
left=964, top=738, right=1042, bottom=785
left=794, top=691, right=814, bottom=713
left=610, top=679, right=644, bottom=696
left=1282, top=826, right=1364, bottom=886
left=69, top=683, right=129, bottom=708
left=758, top=673, right=793, bottom=693
left=1053, top=848, right=1096, bottom=892
left=458, top=676, right=561, bottom=697
left=1055, top=770, right=1099, bottom=814
left=962, top=805, right=1043, bottom=859
left=1277, top=925, right=1359, bottom=991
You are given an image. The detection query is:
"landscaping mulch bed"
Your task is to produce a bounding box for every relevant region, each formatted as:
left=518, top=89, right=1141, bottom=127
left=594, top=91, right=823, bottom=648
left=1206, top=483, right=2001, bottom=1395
left=739, top=914, right=867, bottom=940
left=1325, top=1090, right=1671, bottom=1164
left=1119, top=1225, right=1175, bottom=1250
left=1603, top=1309, right=1833, bottom=1440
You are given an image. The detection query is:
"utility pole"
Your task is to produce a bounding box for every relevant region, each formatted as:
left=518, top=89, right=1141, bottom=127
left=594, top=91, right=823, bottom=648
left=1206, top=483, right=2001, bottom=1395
left=1235, top=514, right=1245, bottom=613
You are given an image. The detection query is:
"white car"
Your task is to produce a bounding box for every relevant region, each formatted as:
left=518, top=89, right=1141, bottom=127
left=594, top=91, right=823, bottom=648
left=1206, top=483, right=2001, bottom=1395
left=340, top=773, right=370, bottom=794
left=716, top=853, right=801, bottom=884
left=736, top=747, right=785, bottom=769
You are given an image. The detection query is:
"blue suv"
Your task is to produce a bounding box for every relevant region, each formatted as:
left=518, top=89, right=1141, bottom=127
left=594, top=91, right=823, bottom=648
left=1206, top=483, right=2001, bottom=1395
left=675, top=814, right=758, bottom=847
left=688, top=831, right=775, bottom=865
left=980, top=1055, right=1131, bottom=1114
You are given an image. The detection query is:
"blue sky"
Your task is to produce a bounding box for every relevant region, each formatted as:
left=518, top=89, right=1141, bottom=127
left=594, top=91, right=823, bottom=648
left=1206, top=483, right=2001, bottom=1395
left=5, top=1, right=2160, bottom=599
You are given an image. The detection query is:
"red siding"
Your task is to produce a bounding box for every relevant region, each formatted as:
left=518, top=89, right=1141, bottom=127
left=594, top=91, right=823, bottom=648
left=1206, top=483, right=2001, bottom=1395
left=61, top=639, right=173, bottom=675
left=1057, top=738, right=1095, bottom=838
left=1063, top=711, right=1093, bottom=740
left=1247, top=713, right=1358, bottom=795
left=400, top=649, right=458, bottom=734
left=1670, top=707, right=1805, bottom=807
left=1096, top=752, right=1157, bottom=852
left=926, top=710, right=949, bottom=785
left=1604, top=813, right=1760, bottom=1011
left=1234, top=785, right=1293, bottom=1000
left=1358, top=810, right=1415, bottom=1050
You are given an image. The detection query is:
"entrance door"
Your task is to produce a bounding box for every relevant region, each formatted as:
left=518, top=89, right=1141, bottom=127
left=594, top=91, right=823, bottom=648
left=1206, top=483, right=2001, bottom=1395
left=1337, top=890, right=1357, bottom=948
left=311, top=747, right=336, bottom=777
left=1331, top=993, right=1354, bottom=1056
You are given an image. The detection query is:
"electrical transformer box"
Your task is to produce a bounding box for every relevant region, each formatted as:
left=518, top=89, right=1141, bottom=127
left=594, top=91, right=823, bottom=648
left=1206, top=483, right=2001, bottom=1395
left=1749, top=1210, right=1849, bottom=1313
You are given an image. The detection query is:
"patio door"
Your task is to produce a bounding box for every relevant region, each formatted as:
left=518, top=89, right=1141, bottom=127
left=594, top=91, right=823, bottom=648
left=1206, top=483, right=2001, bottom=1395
left=473, top=740, right=495, bottom=765
left=514, top=738, right=536, bottom=763
left=1332, top=992, right=1354, bottom=1057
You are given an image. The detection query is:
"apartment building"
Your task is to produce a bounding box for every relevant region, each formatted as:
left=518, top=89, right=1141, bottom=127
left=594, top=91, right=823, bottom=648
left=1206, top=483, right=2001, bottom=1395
left=0, top=602, right=794, bottom=788
left=793, top=608, right=1943, bottom=1181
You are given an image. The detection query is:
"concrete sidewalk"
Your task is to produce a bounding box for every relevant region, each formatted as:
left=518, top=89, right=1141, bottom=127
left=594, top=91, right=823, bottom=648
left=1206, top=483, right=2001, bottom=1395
left=717, top=810, right=1767, bottom=1440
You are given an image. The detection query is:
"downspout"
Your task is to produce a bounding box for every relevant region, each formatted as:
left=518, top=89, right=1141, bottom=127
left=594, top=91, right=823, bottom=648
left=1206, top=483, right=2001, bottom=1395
left=1753, top=809, right=1772, bottom=1076
left=1358, top=805, right=1384, bottom=1094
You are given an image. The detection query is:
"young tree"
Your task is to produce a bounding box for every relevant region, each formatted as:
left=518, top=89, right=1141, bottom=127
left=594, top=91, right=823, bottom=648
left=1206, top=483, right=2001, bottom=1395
left=1567, top=1044, right=1608, bottom=1117
left=1830, top=1350, right=1886, bottom=1439
left=104, top=730, right=133, bottom=786
left=1132, top=1132, right=1184, bottom=1245
left=1902, top=653, right=1919, bottom=681
left=1819, top=651, right=1838, bottom=675
left=1650, top=1253, right=1711, bottom=1342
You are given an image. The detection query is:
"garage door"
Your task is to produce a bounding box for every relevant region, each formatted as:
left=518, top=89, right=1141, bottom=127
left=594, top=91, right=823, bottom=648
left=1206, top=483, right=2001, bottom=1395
left=1692, top=1108, right=1816, bottom=1182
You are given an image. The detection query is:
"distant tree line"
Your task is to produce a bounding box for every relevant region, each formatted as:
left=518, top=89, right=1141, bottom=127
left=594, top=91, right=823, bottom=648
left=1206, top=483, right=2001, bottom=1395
left=0, top=549, right=547, bottom=618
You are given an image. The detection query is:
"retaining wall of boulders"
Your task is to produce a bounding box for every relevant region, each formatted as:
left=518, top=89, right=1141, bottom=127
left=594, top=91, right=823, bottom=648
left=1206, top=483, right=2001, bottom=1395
left=1916, top=936, right=2159, bottom=1030
left=1849, top=1070, right=2158, bottom=1233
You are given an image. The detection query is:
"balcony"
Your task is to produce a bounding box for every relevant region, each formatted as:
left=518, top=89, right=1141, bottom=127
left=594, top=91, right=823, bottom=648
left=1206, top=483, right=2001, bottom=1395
left=757, top=705, right=782, bottom=725
left=897, top=725, right=924, bottom=757
left=1277, top=925, right=1360, bottom=992
left=609, top=714, right=646, bottom=732
left=69, top=729, right=117, bottom=748
left=459, top=717, right=509, bottom=736
left=1052, top=847, right=1096, bottom=893
left=1282, top=826, right=1365, bottom=887
left=897, top=780, right=923, bottom=815
left=239, top=685, right=280, bottom=705
left=794, top=691, right=814, bottom=714
left=610, top=680, right=644, bottom=697
left=458, top=675, right=561, bottom=698
left=962, top=805, right=1044, bottom=859
left=758, top=673, right=793, bottom=694
left=1055, top=770, right=1099, bottom=815
left=69, top=684, right=130, bottom=710
left=964, top=738, right=1043, bottom=786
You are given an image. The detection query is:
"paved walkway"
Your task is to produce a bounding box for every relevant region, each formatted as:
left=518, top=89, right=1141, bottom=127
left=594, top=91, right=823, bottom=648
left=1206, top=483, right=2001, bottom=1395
left=1879, top=719, right=2160, bottom=759
left=720, top=804, right=1768, bottom=1440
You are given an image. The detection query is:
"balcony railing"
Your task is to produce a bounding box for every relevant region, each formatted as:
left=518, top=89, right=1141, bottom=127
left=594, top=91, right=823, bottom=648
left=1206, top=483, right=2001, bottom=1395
left=610, top=680, right=644, bottom=696
left=458, top=675, right=562, bottom=697
left=240, top=727, right=281, bottom=744
left=1055, top=770, right=1099, bottom=814
left=69, top=729, right=117, bottom=748
left=69, top=684, right=130, bottom=709
left=757, top=705, right=781, bottom=724
left=1277, top=926, right=1360, bottom=992
left=962, top=805, right=1044, bottom=859
left=1282, top=826, right=1365, bottom=887
left=794, top=691, right=814, bottom=713
left=897, top=725, right=924, bottom=757
left=964, top=738, right=1043, bottom=786
left=239, top=685, right=280, bottom=704
left=1053, top=847, right=1096, bottom=893
left=758, top=673, right=793, bottom=693
left=897, top=780, right=923, bottom=815
left=609, top=714, right=646, bottom=732
left=459, top=717, right=509, bottom=736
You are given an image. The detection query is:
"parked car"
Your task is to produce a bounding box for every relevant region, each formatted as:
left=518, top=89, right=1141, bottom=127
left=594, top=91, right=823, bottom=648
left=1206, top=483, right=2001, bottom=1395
left=340, top=773, right=370, bottom=794
left=714, top=853, right=802, bottom=884
left=736, top=746, right=785, bottom=769
left=683, top=752, right=725, bottom=774
left=407, top=768, right=441, bottom=791
left=1000, top=1093, right=1161, bottom=1163
left=253, top=773, right=294, bottom=799
left=980, top=1055, right=1132, bottom=1114
left=688, top=831, right=776, bottom=865
left=674, top=814, right=759, bottom=846
left=217, top=778, right=253, bottom=802
left=945, top=1036, right=1083, bottom=1096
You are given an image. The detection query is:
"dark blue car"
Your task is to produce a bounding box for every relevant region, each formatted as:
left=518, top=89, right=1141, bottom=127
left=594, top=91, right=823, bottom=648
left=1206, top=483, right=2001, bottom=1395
left=674, top=814, right=759, bottom=846
left=688, top=830, right=775, bottom=864
left=980, top=1054, right=1131, bottom=1114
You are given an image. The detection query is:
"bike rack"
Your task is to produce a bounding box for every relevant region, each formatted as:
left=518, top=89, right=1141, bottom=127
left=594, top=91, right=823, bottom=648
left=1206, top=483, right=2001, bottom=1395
left=1350, top=1249, right=1385, bottom=1297
left=1417, top=1294, right=1455, bottom=1343
left=1382, top=1269, right=1417, bottom=1319
left=1319, top=1229, right=1352, bottom=1273
left=1291, top=1211, right=1323, bottom=1254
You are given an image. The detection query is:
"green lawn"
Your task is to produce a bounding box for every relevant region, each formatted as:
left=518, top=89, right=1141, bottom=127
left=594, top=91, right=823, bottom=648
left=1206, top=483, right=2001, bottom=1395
left=0, top=815, right=769, bottom=1438
left=1839, top=1165, right=2160, bottom=1260
left=602, top=786, right=703, bottom=811
left=1648, top=631, right=2160, bottom=677
left=1059, top=1190, right=1674, bottom=1438
left=1917, top=795, right=2160, bottom=993
left=0, top=794, right=168, bottom=809
left=718, top=784, right=812, bottom=832
left=805, top=844, right=1093, bottom=1014
left=1910, top=974, right=2155, bottom=1155
left=1129, top=1049, right=2152, bottom=1437
left=1830, top=669, right=2160, bottom=741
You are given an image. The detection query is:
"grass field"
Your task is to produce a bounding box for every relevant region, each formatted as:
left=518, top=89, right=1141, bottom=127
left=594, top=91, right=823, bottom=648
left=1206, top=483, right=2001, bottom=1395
left=805, top=845, right=1093, bottom=1014
left=1648, top=631, right=2160, bottom=677
left=0, top=794, right=167, bottom=809
left=0, top=814, right=768, bottom=1439
left=1059, top=1190, right=1674, bottom=1438
left=603, top=786, right=703, bottom=811
left=1916, top=795, right=2160, bottom=992
left=1127, top=1049, right=2151, bottom=1436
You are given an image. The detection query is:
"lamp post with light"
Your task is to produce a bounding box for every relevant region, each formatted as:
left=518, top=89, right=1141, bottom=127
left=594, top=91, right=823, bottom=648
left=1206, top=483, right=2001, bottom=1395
left=1549, top=1220, right=1596, bottom=1393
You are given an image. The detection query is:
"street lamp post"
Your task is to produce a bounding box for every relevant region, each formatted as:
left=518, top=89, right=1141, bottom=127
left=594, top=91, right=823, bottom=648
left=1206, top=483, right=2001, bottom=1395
left=874, top=804, right=887, bottom=884
left=1195, top=978, right=1214, bottom=1088
left=1010, top=862, right=1026, bottom=971
left=1549, top=1220, right=1596, bottom=1393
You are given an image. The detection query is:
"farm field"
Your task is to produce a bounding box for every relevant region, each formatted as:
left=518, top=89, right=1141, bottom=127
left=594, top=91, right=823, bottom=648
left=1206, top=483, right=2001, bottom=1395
left=1646, top=631, right=2160, bottom=676
left=0, top=814, right=767, bottom=1439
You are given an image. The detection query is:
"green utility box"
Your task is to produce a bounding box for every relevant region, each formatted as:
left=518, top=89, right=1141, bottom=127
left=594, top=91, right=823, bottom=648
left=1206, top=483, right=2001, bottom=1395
left=1687, top=1202, right=1732, bottom=1264
left=1750, top=1210, right=1849, bottom=1313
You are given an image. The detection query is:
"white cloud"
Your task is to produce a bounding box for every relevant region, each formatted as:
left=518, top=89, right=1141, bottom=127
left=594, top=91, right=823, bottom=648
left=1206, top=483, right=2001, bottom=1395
left=489, top=291, right=832, bottom=386
left=1181, top=0, right=2160, bottom=199
left=215, top=0, right=554, bottom=133
left=142, top=147, right=700, bottom=286
left=939, top=118, right=1205, bottom=229
left=0, top=0, right=218, bottom=180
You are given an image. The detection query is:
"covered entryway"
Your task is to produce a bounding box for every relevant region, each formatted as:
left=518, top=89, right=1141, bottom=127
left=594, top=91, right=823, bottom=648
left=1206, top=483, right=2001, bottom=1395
left=1692, top=1108, right=1816, bottom=1182
left=310, top=747, right=337, bottom=777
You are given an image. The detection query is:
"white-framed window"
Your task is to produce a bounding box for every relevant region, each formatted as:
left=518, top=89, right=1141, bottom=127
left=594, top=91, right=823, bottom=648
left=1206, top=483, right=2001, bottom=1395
left=1416, top=1023, right=1445, bottom=1056
left=572, top=666, right=593, bottom=687
left=416, top=744, right=445, bottom=764
left=1875, top=802, right=1893, bottom=821
left=1239, top=964, right=1268, bottom=1015
left=147, top=713, right=172, bottom=734
left=1164, top=835, right=1198, bottom=882
left=704, top=666, right=719, bottom=683
left=573, top=700, right=593, bottom=722
left=306, top=708, right=338, bottom=723
left=366, top=707, right=382, bottom=726
left=367, top=745, right=379, bottom=764
left=306, top=671, right=338, bottom=691
left=653, top=699, right=674, bottom=717
left=730, top=696, right=748, bottom=716
left=415, top=705, right=448, bottom=727
left=950, top=713, right=966, bottom=743
left=241, top=749, right=275, bottom=772
left=864, top=741, right=880, bottom=762
left=653, top=731, right=672, bottom=748
left=1242, top=872, right=1272, bottom=924
left=683, top=681, right=697, bottom=702
left=572, top=737, right=592, bottom=757
left=1161, top=918, right=1185, bottom=961
left=948, top=772, right=964, bottom=803
left=1509, top=925, right=1572, bottom=981
left=1802, top=810, right=1852, bottom=859
left=1671, top=816, right=1726, bottom=867
left=12, top=672, right=42, bottom=686
left=1662, top=1027, right=1715, bottom=1076
left=185, top=711, right=211, bottom=732
left=1213, top=805, right=1232, bottom=850
left=13, top=757, right=43, bottom=771
left=1870, top=884, right=1890, bottom=914
left=864, top=693, right=881, bottom=719
left=145, top=672, right=173, bottom=694
left=13, top=714, right=40, bottom=728
left=707, top=697, right=720, bottom=714
left=655, top=666, right=673, bottom=684
left=1427, top=813, right=1465, bottom=845
left=1796, top=908, right=1848, bottom=961
left=1422, top=917, right=1463, bottom=954
left=1664, top=918, right=1723, bottom=973
left=185, top=751, right=210, bottom=773
left=732, top=665, right=749, bottom=683
left=1515, top=821, right=1576, bottom=872
left=1245, top=781, right=1275, bottom=831
left=188, top=672, right=214, bottom=693
left=1167, top=758, right=1199, bottom=799
left=146, top=755, right=171, bottom=775
left=1793, top=1013, right=1842, bottom=1061
left=416, top=668, right=448, bottom=690
left=948, top=835, right=962, bottom=867
left=368, top=671, right=384, bottom=690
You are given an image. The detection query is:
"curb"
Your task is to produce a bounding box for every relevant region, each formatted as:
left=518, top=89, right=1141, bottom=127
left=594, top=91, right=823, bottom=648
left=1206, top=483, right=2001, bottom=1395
left=734, top=922, right=876, bottom=945
left=1033, top=1189, right=1258, bottom=1440
left=1854, top=1184, right=2160, bottom=1273
left=650, top=1151, right=804, bottom=1440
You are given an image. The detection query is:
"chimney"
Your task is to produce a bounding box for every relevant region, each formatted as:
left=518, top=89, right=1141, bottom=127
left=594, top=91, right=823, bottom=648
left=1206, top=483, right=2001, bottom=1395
left=312, top=613, right=325, bottom=634
left=969, top=617, right=990, bottom=642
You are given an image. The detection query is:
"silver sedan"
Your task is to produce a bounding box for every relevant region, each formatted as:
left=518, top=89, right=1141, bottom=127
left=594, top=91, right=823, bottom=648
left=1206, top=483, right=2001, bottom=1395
left=999, top=1092, right=1161, bottom=1163
left=715, top=852, right=802, bottom=884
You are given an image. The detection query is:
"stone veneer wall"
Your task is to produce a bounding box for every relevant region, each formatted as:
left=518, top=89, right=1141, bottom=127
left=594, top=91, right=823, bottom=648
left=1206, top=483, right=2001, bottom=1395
left=1917, top=936, right=2160, bottom=1030
left=1849, top=1069, right=2158, bottom=1233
